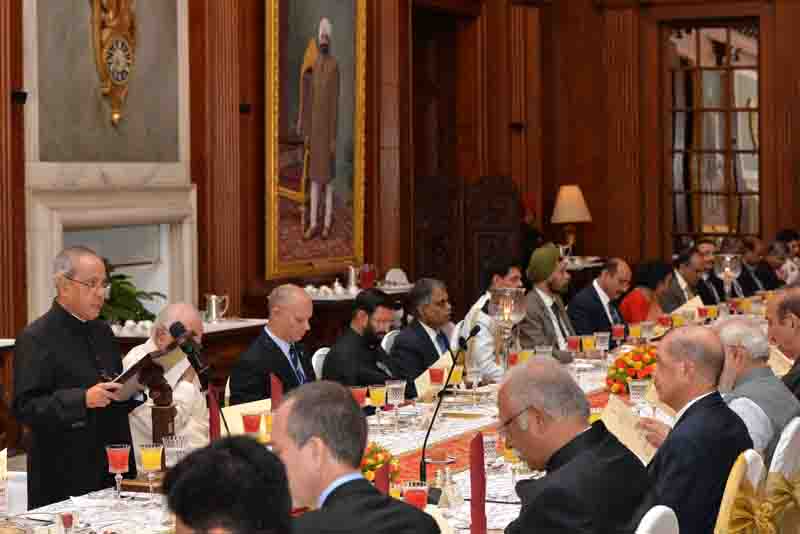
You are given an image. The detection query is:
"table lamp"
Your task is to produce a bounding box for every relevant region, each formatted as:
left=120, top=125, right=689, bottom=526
left=551, top=185, right=592, bottom=254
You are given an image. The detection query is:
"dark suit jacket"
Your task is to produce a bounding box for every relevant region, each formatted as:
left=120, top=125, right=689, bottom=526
left=783, top=359, right=800, bottom=401
left=228, top=329, right=314, bottom=406
left=389, top=320, right=443, bottom=399
left=322, top=327, right=393, bottom=387
left=696, top=274, right=724, bottom=306
left=739, top=262, right=783, bottom=296
left=659, top=274, right=692, bottom=314
left=567, top=283, right=624, bottom=337
left=641, top=392, right=752, bottom=534
left=293, top=478, right=440, bottom=534
left=505, top=421, right=649, bottom=534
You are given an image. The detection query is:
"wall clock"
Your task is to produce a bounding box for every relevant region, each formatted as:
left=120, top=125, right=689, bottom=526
left=91, top=0, right=136, bottom=126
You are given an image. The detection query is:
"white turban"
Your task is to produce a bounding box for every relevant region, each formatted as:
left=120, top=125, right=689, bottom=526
left=318, top=17, right=332, bottom=41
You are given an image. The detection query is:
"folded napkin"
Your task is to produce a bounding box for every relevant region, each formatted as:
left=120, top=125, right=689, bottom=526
left=207, top=386, right=221, bottom=440
left=674, top=296, right=703, bottom=315
left=470, top=432, right=487, bottom=534
left=374, top=463, right=390, bottom=495
left=271, top=373, right=284, bottom=410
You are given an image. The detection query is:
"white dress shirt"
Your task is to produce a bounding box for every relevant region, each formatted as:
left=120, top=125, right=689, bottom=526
left=535, top=288, right=567, bottom=351
left=725, top=396, right=773, bottom=455
left=460, top=292, right=504, bottom=383
left=419, top=320, right=453, bottom=358
left=674, top=270, right=693, bottom=301
left=123, top=338, right=209, bottom=471
left=592, top=279, right=616, bottom=327
left=674, top=391, right=715, bottom=424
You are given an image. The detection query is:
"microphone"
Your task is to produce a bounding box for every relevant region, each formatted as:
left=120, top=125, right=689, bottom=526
left=168, top=321, right=210, bottom=392
left=419, top=324, right=482, bottom=483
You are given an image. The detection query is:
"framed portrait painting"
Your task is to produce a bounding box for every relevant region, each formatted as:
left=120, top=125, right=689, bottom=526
left=265, top=0, right=365, bottom=279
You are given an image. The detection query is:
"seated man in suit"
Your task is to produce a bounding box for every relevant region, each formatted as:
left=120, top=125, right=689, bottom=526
left=660, top=247, right=703, bottom=313
left=567, top=258, right=631, bottom=340
left=641, top=318, right=800, bottom=466
left=229, top=284, right=315, bottom=405
left=273, top=381, right=440, bottom=534
left=740, top=236, right=782, bottom=295
left=695, top=238, right=726, bottom=305
left=501, top=358, right=649, bottom=534
left=322, top=288, right=396, bottom=387
left=390, top=278, right=453, bottom=398
left=518, top=243, right=574, bottom=362
left=768, top=289, right=800, bottom=399
left=638, top=326, right=752, bottom=534
left=124, top=303, right=209, bottom=471
left=163, top=435, right=292, bottom=534
left=461, top=260, right=523, bottom=383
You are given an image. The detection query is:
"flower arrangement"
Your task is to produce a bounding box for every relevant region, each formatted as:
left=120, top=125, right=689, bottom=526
left=606, top=345, right=658, bottom=394
left=360, top=442, right=400, bottom=483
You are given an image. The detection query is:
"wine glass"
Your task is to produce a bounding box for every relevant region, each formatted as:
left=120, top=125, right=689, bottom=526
left=140, top=443, right=163, bottom=506
left=640, top=321, right=655, bottom=345
left=594, top=332, right=610, bottom=359
left=163, top=436, right=188, bottom=469
left=714, top=254, right=743, bottom=301
left=385, top=379, right=406, bottom=433
left=369, top=385, right=386, bottom=431
left=241, top=412, right=262, bottom=436
left=611, top=323, right=626, bottom=346
left=105, top=444, right=130, bottom=500
left=465, top=365, right=481, bottom=406
left=350, top=386, right=368, bottom=408
left=488, top=288, right=526, bottom=370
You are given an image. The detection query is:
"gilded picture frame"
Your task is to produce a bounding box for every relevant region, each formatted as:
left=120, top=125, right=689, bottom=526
left=265, top=0, right=365, bottom=279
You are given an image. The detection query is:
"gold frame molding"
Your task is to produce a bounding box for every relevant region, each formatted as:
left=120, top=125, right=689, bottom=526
left=265, top=0, right=366, bottom=280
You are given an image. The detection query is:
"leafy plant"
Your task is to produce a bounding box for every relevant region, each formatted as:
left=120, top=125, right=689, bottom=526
left=99, top=260, right=166, bottom=324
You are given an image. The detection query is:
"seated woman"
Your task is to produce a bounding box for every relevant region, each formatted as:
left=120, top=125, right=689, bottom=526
left=766, top=241, right=797, bottom=287
left=619, top=261, right=673, bottom=323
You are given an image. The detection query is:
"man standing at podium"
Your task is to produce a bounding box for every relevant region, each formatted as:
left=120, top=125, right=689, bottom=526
left=14, top=246, right=142, bottom=508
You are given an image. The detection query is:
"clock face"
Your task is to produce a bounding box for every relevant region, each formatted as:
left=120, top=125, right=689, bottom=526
left=104, top=37, right=133, bottom=85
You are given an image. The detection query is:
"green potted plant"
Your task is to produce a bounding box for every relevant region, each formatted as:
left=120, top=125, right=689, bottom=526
left=99, top=260, right=166, bottom=324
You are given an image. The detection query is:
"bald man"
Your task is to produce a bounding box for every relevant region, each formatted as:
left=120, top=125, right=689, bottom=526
left=639, top=326, right=751, bottom=534
left=500, top=359, right=648, bottom=534
left=767, top=289, right=800, bottom=398
left=230, top=285, right=315, bottom=405
left=567, top=258, right=631, bottom=343
left=123, top=303, right=209, bottom=470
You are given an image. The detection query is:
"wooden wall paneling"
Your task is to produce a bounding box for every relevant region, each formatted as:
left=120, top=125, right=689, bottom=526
left=455, top=15, right=481, bottom=183
left=481, top=0, right=510, bottom=178
left=605, top=8, right=643, bottom=263
left=190, top=0, right=243, bottom=316
left=0, top=0, right=25, bottom=337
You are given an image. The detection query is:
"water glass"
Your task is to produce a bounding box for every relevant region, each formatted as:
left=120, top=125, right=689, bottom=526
left=163, top=436, right=188, bottom=469
left=403, top=481, right=429, bottom=510
left=612, top=324, right=626, bottom=344
left=535, top=345, right=553, bottom=359
left=567, top=335, right=581, bottom=355
left=482, top=431, right=499, bottom=467
left=628, top=323, right=642, bottom=341
left=629, top=379, right=649, bottom=408
left=385, top=379, right=406, bottom=432
left=594, top=332, right=610, bottom=354
left=640, top=321, right=655, bottom=343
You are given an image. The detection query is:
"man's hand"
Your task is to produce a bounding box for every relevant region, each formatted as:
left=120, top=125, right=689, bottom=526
left=637, top=417, right=671, bottom=449
left=86, top=382, right=123, bottom=408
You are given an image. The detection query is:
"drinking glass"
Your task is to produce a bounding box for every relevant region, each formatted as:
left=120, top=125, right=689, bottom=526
left=163, top=436, right=188, bottom=469
left=670, top=313, right=684, bottom=328
left=611, top=324, right=626, bottom=345
left=581, top=335, right=596, bottom=353
left=140, top=443, right=163, bottom=506
left=629, top=380, right=649, bottom=413
left=350, top=386, right=368, bottom=408
left=403, top=481, right=429, bottom=510
left=465, top=366, right=481, bottom=406
left=682, top=309, right=695, bottom=326
left=389, top=483, right=403, bottom=499
left=370, top=385, right=387, bottom=430
left=105, top=444, right=130, bottom=500
left=483, top=431, right=499, bottom=468
left=518, top=349, right=534, bottom=364
left=450, top=365, right=464, bottom=387
left=640, top=321, right=655, bottom=344
left=385, top=379, right=406, bottom=433
left=535, top=345, right=553, bottom=360
left=60, top=512, right=75, bottom=534
left=594, top=333, right=610, bottom=357
left=428, top=367, right=445, bottom=385
left=707, top=304, right=719, bottom=320
left=567, top=336, right=581, bottom=357
left=263, top=410, right=274, bottom=442
left=697, top=307, right=709, bottom=323
left=241, top=412, right=262, bottom=435
left=658, top=315, right=672, bottom=329
left=740, top=298, right=753, bottom=315
left=628, top=323, right=642, bottom=341
left=718, top=302, right=731, bottom=319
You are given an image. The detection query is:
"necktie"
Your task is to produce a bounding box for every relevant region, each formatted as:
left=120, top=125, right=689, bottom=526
left=436, top=331, right=450, bottom=354
left=732, top=279, right=744, bottom=298
left=749, top=266, right=766, bottom=292
left=704, top=278, right=721, bottom=304
left=550, top=301, right=569, bottom=339
left=609, top=304, right=624, bottom=325
left=289, top=344, right=307, bottom=384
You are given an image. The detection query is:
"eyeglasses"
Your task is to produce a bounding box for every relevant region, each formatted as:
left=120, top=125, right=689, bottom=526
left=497, top=406, right=530, bottom=438
left=64, top=275, right=111, bottom=291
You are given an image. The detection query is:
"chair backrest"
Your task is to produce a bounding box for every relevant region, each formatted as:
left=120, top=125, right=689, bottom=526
left=635, top=505, right=679, bottom=534
left=381, top=330, right=400, bottom=353
left=769, top=416, right=800, bottom=476
left=224, top=377, right=231, bottom=408
left=207, top=385, right=222, bottom=441
left=714, top=449, right=766, bottom=534
left=312, top=347, right=330, bottom=379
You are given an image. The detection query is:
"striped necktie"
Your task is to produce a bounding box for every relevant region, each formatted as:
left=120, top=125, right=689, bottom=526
left=289, top=344, right=307, bottom=384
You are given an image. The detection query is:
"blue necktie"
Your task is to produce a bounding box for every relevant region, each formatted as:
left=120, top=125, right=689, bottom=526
left=436, top=331, right=450, bottom=354
left=609, top=304, right=624, bottom=325
left=289, top=344, right=307, bottom=384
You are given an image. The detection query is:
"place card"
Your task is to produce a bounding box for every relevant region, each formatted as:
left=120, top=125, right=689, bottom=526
left=0, top=448, right=6, bottom=515
left=768, top=345, right=793, bottom=377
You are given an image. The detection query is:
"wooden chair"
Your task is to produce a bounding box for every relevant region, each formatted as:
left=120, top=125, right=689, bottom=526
left=635, top=506, right=679, bottom=534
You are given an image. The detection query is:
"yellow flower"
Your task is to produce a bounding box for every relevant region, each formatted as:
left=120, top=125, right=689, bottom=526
left=633, top=361, right=643, bottom=370
left=364, top=470, right=375, bottom=481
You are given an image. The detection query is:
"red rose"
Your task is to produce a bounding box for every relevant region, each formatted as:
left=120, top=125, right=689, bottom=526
left=627, top=368, right=637, bottom=377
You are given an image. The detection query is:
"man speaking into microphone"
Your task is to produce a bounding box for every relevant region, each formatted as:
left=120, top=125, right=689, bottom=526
left=123, top=303, right=209, bottom=471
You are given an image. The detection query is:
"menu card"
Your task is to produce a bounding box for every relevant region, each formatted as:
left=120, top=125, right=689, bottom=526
left=601, top=395, right=657, bottom=465
left=0, top=448, right=6, bottom=515
left=768, top=345, right=793, bottom=377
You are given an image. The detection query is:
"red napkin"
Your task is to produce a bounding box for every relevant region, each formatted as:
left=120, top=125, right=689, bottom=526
left=470, top=432, right=487, bottom=534
left=374, top=462, right=390, bottom=495
left=271, top=373, right=284, bottom=410
left=207, top=385, right=221, bottom=440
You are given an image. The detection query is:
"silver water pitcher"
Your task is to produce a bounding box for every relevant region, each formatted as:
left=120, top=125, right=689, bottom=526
left=205, top=294, right=229, bottom=322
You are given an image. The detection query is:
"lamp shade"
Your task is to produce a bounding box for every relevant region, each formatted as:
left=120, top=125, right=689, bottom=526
left=551, top=185, right=592, bottom=224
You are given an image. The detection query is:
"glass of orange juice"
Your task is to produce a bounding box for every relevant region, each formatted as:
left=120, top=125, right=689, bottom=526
left=140, top=443, right=163, bottom=506
left=370, top=385, right=387, bottom=430
left=450, top=365, right=464, bottom=386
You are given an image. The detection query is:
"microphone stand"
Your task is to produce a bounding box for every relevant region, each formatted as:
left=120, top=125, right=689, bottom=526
left=419, top=329, right=478, bottom=482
